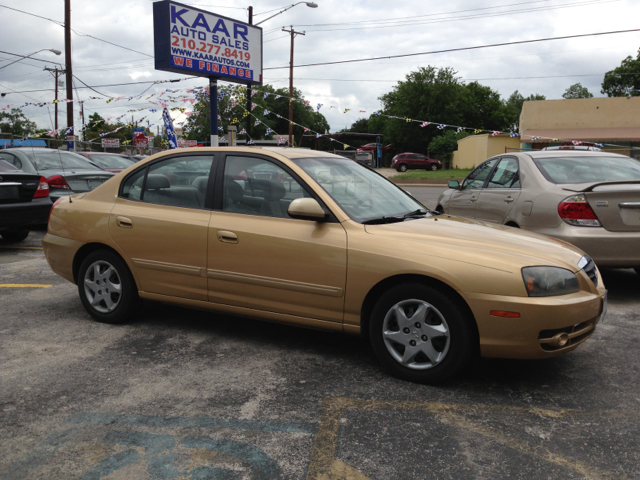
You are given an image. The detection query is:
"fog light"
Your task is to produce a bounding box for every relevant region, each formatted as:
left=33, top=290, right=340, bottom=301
left=550, top=332, right=570, bottom=347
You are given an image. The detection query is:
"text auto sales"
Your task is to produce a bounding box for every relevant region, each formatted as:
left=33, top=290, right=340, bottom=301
left=170, top=6, right=255, bottom=79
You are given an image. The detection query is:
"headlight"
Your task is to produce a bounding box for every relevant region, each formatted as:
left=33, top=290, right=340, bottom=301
left=521, top=267, right=579, bottom=297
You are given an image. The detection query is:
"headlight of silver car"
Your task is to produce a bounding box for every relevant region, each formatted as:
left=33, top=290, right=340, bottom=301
left=521, top=267, right=580, bottom=297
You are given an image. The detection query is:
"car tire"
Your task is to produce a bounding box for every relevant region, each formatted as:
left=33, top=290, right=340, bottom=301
left=1, top=231, right=29, bottom=242
left=398, top=164, right=408, bottom=172
left=429, top=164, right=438, bottom=171
left=78, top=250, right=141, bottom=324
left=369, top=283, right=477, bottom=384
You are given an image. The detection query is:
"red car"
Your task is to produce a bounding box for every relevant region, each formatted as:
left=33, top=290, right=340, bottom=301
left=357, top=143, right=395, bottom=154
left=391, top=153, right=442, bottom=172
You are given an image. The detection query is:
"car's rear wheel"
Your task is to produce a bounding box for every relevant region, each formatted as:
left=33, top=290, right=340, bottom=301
left=78, top=250, right=140, bottom=324
left=398, top=164, right=408, bottom=172
left=429, top=164, right=438, bottom=171
left=1, top=231, right=29, bottom=242
left=369, top=283, right=476, bottom=384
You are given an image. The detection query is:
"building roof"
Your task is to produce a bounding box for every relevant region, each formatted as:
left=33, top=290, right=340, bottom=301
left=0, top=139, right=47, bottom=147
left=521, top=128, right=640, bottom=143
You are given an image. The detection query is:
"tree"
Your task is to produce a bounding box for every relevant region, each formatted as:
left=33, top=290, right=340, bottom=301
left=562, top=83, right=594, bottom=99
left=504, top=91, right=546, bottom=130
left=84, top=111, right=134, bottom=149
left=428, top=130, right=469, bottom=168
left=0, top=108, right=38, bottom=137
left=373, top=66, right=511, bottom=155
left=601, top=49, right=640, bottom=97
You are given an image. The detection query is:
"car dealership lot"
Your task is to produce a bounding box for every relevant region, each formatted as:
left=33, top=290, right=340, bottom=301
left=1, top=228, right=639, bottom=480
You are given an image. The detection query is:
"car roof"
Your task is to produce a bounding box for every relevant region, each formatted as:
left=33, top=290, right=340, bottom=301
left=521, top=150, right=630, bottom=159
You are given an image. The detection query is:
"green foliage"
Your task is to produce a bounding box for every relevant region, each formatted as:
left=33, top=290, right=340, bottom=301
left=562, top=83, right=594, bottom=99
left=373, top=67, right=512, bottom=155
left=84, top=111, right=135, bottom=148
left=0, top=108, right=38, bottom=136
left=601, top=49, right=640, bottom=97
left=342, top=117, right=369, bottom=133
left=503, top=91, right=546, bottom=129
left=182, top=84, right=330, bottom=145
left=428, top=130, right=470, bottom=168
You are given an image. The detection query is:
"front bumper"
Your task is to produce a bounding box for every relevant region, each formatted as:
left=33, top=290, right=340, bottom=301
left=0, top=197, right=53, bottom=231
left=462, top=288, right=606, bottom=359
left=531, top=223, right=640, bottom=268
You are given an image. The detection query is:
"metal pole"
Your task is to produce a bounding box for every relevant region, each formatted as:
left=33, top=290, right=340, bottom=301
left=246, top=7, right=253, bottom=140
left=64, top=0, right=73, bottom=133
left=282, top=27, right=304, bottom=147
left=210, top=78, right=218, bottom=147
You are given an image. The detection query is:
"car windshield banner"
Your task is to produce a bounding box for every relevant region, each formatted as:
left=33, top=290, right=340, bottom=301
left=153, top=1, right=263, bottom=85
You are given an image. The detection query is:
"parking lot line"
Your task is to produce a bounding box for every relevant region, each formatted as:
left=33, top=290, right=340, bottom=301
left=0, top=246, right=43, bottom=250
left=306, top=397, right=633, bottom=480
left=0, top=284, right=52, bottom=288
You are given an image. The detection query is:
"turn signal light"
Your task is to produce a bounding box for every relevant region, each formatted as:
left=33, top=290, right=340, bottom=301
left=558, top=194, right=601, bottom=227
left=33, top=176, right=50, bottom=198
left=46, top=175, right=71, bottom=190
left=490, top=310, right=521, bottom=318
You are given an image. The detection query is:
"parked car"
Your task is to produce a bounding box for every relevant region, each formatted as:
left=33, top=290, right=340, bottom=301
left=436, top=151, right=640, bottom=275
left=76, top=152, right=136, bottom=173
left=0, top=148, right=115, bottom=201
left=391, top=153, right=442, bottom=172
left=0, top=159, right=52, bottom=242
left=43, top=147, right=606, bottom=384
left=357, top=143, right=394, bottom=154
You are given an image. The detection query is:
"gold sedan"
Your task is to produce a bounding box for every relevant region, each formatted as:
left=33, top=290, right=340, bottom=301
left=43, top=148, right=607, bottom=383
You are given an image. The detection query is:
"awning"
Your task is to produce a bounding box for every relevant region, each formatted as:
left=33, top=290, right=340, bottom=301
left=521, top=128, right=640, bottom=143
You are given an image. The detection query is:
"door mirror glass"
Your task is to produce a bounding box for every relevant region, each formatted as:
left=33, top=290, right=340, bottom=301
left=288, top=198, right=326, bottom=221
left=448, top=180, right=460, bottom=189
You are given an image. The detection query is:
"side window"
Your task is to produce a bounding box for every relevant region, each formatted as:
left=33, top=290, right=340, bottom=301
left=487, top=158, right=520, bottom=189
left=461, top=159, right=498, bottom=190
left=222, top=156, right=310, bottom=218
left=121, top=168, right=146, bottom=201
left=132, top=155, right=213, bottom=209
left=0, top=152, right=21, bottom=170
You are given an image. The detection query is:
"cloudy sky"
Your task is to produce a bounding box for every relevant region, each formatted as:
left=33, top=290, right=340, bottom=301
left=1, top=0, right=638, bottom=133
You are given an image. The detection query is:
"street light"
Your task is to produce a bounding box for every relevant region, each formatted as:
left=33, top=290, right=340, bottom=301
left=254, top=2, right=318, bottom=26
left=0, top=49, right=62, bottom=70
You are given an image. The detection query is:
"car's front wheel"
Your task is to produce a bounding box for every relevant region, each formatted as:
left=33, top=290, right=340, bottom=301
left=78, top=250, right=140, bottom=324
left=369, top=283, right=477, bottom=384
left=398, top=164, right=408, bottom=172
left=1, top=231, right=29, bottom=242
left=429, top=164, right=438, bottom=171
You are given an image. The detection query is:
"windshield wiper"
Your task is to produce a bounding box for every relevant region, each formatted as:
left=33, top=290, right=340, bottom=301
left=362, top=209, right=429, bottom=225
left=402, top=209, right=428, bottom=218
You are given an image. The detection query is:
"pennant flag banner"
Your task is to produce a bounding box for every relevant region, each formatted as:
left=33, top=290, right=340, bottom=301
left=162, top=107, right=178, bottom=149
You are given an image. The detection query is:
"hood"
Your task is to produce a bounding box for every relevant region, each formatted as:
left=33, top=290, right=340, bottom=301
left=364, top=215, right=585, bottom=273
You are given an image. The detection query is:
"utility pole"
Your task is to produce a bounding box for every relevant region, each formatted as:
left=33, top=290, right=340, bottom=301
left=282, top=26, right=305, bottom=147
left=44, top=66, right=65, bottom=130
left=246, top=6, right=253, bottom=140
left=64, top=0, right=74, bottom=134
left=79, top=100, right=85, bottom=142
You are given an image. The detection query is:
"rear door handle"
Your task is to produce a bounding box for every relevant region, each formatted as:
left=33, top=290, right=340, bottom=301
left=470, top=195, right=477, bottom=202
left=504, top=196, right=514, bottom=203
left=116, top=216, right=133, bottom=228
left=217, top=230, right=238, bottom=244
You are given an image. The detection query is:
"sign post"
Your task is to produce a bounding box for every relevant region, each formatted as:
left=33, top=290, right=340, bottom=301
left=153, top=1, right=263, bottom=147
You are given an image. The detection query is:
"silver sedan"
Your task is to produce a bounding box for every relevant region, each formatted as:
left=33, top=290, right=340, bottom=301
left=436, top=150, right=640, bottom=274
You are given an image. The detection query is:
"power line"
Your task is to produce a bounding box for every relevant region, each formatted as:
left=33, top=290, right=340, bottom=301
left=264, top=28, right=640, bottom=70
left=0, top=4, right=153, bottom=58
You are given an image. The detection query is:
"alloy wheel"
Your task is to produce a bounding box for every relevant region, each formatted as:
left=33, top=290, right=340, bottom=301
left=83, top=260, right=122, bottom=313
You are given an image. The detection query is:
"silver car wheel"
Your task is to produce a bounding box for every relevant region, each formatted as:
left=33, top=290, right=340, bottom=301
left=382, top=299, right=451, bottom=370
left=83, top=260, right=122, bottom=314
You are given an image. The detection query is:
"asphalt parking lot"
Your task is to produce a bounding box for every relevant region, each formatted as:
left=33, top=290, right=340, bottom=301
left=2, top=208, right=639, bottom=479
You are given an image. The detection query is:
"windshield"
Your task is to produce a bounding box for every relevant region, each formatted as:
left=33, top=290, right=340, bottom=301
left=533, top=156, right=640, bottom=184
left=292, top=156, right=425, bottom=222
left=29, top=151, right=103, bottom=171
left=88, top=154, right=134, bottom=169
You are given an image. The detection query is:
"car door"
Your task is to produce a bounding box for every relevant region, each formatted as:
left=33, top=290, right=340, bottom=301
left=447, top=158, right=499, bottom=219
left=207, top=153, right=347, bottom=323
left=109, top=153, right=215, bottom=301
left=475, top=157, right=522, bottom=223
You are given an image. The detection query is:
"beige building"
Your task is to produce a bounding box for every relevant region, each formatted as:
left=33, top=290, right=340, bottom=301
left=520, top=97, right=640, bottom=158
left=452, top=133, right=521, bottom=169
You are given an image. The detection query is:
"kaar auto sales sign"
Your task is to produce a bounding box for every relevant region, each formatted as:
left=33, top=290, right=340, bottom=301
left=153, top=1, right=263, bottom=85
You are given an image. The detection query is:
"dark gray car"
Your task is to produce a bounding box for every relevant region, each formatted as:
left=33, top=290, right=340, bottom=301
left=0, top=148, right=114, bottom=201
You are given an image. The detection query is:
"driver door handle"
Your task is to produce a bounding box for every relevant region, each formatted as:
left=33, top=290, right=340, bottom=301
left=470, top=195, right=477, bottom=203
left=116, top=216, right=133, bottom=228
left=217, top=231, right=238, bottom=244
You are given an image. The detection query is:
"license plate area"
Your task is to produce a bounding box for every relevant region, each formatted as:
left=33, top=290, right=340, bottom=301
left=0, top=183, right=20, bottom=201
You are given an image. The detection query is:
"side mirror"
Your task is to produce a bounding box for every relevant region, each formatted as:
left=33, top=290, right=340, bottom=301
left=288, top=198, right=327, bottom=221
left=448, top=180, right=460, bottom=189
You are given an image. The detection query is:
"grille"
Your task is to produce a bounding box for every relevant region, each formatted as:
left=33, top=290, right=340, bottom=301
left=581, top=256, right=598, bottom=287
